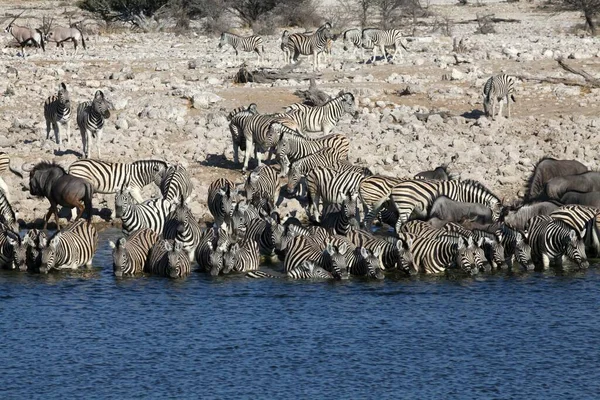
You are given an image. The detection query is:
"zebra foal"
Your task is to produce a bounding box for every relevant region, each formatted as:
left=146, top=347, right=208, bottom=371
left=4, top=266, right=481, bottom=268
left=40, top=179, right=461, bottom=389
left=77, top=90, right=113, bottom=159
left=44, top=82, right=71, bottom=149
left=218, top=32, right=264, bottom=64
left=482, top=74, right=516, bottom=120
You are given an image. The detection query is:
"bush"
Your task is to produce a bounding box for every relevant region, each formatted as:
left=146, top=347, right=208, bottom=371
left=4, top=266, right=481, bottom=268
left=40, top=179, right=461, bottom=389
left=562, top=0, right=600, bottom=35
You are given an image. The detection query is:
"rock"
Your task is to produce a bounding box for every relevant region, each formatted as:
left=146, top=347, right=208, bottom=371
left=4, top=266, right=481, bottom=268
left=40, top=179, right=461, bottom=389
left=450, top=68, right=464, bottom=81
left=191, top=92, right=222, bottom=109
left=115, top=118, right=129, bottom=130
left=427, top=114, right=444, bottom=124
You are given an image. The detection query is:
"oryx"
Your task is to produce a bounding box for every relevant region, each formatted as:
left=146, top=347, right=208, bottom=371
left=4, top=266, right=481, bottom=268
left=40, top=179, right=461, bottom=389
left=4, top=11, right=45, bottom=57
left=46, top=22, right=86, bottom=55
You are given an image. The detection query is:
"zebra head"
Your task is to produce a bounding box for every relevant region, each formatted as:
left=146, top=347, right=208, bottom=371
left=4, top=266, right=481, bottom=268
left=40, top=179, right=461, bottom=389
left=456, top=236, right=481, bottom=275
left=514, top=231, right=534, bottom=271
left=166, top=240, right=187, bottom=279
left=217, top=185, right=235, bottom=218
left=169, top=201, right=192, bottom=235
left=483, top=237, right=505, bottom=269
left=57, top=82, right=69, bottom=104
left=301, top=260, right=333, bottom=279
left=109, top=237, right=129, bottom=277
left=563, top=229, right=589, bottom=269
left=223, top=242, right=241, bottom=273
left=114, top=190, right=133, bottom=218
left=338, top=92, right=358, bottom=118
left=359, top=247, right=384, bottom=280
left=40, top=235, right=60, bottom=274
left=92, top=90, right=113, bottom=119
left=208, top=241, right=226, bottom=277
left=286, top=162, right=303, bottom=195
left=218, top=32, right=226, bottom=48
left=341, top=189, right=359, bottom=220
left=324, top=239, right=349, bottom=280
left=395, top=234, right=414, bottom=273
left=8, top=234, right=27, bottom=271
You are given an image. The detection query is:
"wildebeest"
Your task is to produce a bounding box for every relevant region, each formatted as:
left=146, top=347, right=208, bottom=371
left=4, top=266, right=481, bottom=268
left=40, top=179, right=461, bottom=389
left=560, top=191, right=600, bottom=208
left=415, top=164, right=452, bottom=180
left=503, top=201, right=560, bottom=231
left=26, top=162, right=93, bottom=230
left=545, top=171, right=600, bottom=201
left=525, top=157, right=588, bottom=201
left=428, top=196, right=493, bottom=225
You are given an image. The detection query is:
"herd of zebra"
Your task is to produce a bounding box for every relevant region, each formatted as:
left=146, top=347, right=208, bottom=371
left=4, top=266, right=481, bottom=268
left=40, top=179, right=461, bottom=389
left=219, top=23, right=410, bottom=70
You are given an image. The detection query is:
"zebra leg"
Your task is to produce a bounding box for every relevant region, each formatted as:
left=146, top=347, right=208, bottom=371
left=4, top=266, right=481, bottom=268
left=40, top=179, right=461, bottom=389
left=80, top=128, right=87, bottom=158
left=243, top=138, right=253, bottom=172
left=233, top=142, right=240, bottom=164
left=96, top=129, right=103, bottom=159
left=53, top=122, right=60, bottom=147
left=541, top=253, right=550, bottom=270
left=506, top=95, right=511, bottom=118
left=46, top=120, right=52, bottom=140
left=498, top=100, right=504, bottom=120
left=65, top=120, right=71, bottom=143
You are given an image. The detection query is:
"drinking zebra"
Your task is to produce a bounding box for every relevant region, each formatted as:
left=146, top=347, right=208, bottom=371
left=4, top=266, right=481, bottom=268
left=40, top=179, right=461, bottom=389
left=39, top=219, right=98, bottom=273
left=163, top=200, right=203, bottom=261
left=0, top=225, right=21, bottom=270
left=347, top=228, right=414, bottom=272
left=361, top=28, right=408, bottom=63
left=145, top=239, right=191, bottom=278
left=0, top=189, right=18, bottom=233
left=443, top=222, right=505, bottom=269
left=109, top=228, right=160, bottom=277
left=44, top=82, right=72, bottom=149
left=223, top=238, right=260, bottom=273
left=526, top=215, right=588, bottom=269
left=0, top=152, right=24, bottom=202
left=284, top=236, right=349, bottom=279
left=115, top=190, right=174, bottom=235
left=285, top=22, right=334, bottom=71
left=77, top=90, right=113, bottom=159
left=69, top=159, right=168, bottom=204
left=285, top=92, right=358, bottom=135
left=482, top=74, right=516, bottom=120
left=218, top=32, right=264, bottom=63
left=245, top=164, right=280, bottom=211
left=550, top=205, right=600, bottom=255
left=160, top=164, right=193, bottom=205
left=407, top=235, right=482, bottom=275
left=22, top=229, right=47, bottom=272
left=246, top=260, right=334, bottom=280
left=358, top=175, right=407, bottom=229
left=207, top=178, right=236, bottom=227
left=389, top=179, right=503, bottom=232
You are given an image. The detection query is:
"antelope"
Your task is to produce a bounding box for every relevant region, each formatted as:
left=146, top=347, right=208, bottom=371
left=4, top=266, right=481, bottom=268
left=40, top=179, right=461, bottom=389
left=45, top=20, right=87, bottom=55
left=4, top=11, right=45, bottom=57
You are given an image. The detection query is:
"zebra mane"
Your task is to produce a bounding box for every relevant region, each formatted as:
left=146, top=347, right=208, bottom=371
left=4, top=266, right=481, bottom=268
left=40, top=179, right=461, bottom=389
left=460, top=179, right=500, bottom=202
left=31, top=161, right=66, bottom=175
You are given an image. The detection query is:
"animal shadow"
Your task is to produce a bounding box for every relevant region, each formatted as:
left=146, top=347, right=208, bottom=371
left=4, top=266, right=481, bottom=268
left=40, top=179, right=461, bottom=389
left=462, top=109, right=485, bottom=120
left=54, top=149, right=82, bottom=157
left=200, top=154, right=240, bottom=170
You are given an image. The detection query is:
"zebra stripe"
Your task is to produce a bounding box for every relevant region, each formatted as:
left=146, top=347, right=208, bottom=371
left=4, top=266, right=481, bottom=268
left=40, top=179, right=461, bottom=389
left=145, top=239, right=191, bottom=278
left=285, top=92, right=357, bottom=135
left=362, top=28, right=408, bottom=62
left=207, top=178, right=236, bottom=227
left=0, top=152, right=23, bottom=203
left=0, top=225, right=21, bottom=270
left=347, top=228, right=413, bottom=272
left=390, top=179, right=502, bottom=232
left=342, top=28, right=363, bottom=55
left=0, top=189, right=18, bottom=233
left=359, top=175, right=408, bottom=229
left=349, top=247, right=385, bottom=279
left=69, top=159, right=167, bottom=202
left=407, top=234, right=481, bottom=275
left=285, top=22, right=333, bottom=70
left=22, top=229, right=47, bottom=272
left=321, top=190, right=360, bottom=236
left=223, top=238, right=260, bottom=272
left=77, top=90, right=112, bottom=159
left=115, top=190, right=174, bottom=235
left=283, top=235, right=349, bottom=279
left=109, top=228, right=159, bottom=276
left=44, top=82, right=71, bottom=147
left=527, top=215, right=588, bottom=269
left=163, top=201, right=203, bottom=260
left=160, top=164, right=193, bottom=204
left=443, top=222, right=504, bottom=269
left=218, top=32, right=264, bottom=62
left=40, top=219, right=98, bottom=273
left=306, top=167, right=368, bottom=221
left=195, top=226, right=234, bottom=276
left=245, top=164, right=280, bottom=210
left=227, top=200, right=261, bottom=237
left=483, top=74, right=516, bottom=119
left=287, top=260, right=333, bottom=279
left=228, top=103, right=259, bottom=164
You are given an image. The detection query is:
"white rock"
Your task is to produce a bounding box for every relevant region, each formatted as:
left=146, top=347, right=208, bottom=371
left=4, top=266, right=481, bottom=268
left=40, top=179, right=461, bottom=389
left=191, top=92, right=222, bottom=109
left=450, top=68, right=464, bottom=81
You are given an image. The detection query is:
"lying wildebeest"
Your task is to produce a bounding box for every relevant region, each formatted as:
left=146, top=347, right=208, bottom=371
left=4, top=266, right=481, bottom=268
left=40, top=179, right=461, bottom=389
left=525, top=157, right=588, bottom=201
left=560, top=191, right=600, bottom=208
left=545, top=171, right=600, bottom=201
left=415, top=164, right=452, bottom=180
left=26, top=162, right=93, bottom=230
left=503, top=201, right=560, bottom=231
left=428, top=196, right=493, bottom=225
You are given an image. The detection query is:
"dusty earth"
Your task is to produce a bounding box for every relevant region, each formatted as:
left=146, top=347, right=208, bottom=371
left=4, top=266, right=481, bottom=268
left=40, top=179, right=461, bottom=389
left=0, top=0, right=599, bottom=227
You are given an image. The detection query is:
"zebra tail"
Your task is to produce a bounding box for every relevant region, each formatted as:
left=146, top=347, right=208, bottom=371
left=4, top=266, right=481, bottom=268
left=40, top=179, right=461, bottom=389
left=84, top=181, right=94, bottom=222
left=36, top=29, right=45, bottom=51
left=9, top=165, right=23, bottom=178
left=511, top=94, right=516, bottom=103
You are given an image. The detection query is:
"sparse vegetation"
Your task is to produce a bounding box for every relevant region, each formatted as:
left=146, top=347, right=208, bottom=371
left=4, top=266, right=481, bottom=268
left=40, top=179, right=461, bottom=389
left=562, top=0, right=600, bottom=35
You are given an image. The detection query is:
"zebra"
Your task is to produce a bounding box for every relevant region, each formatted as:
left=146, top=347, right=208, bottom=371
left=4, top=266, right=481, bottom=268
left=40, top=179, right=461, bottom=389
left=228, top=103, right=259, bottom=165
left=0, top=152, right=24, bottom=202
left=482, top=74, right=516, bottom=120
left=321, top=190, right=360, bottom=235
left=77, top=90, right=113, bottom=159
left=245, top=164, right=280, bottom=211
left=207, top=178, right=236, bottom=227
left=358, top=175, right=407, bottom=229
left=160, top=164, right=193, bottom=205
left=246, top=260, right=334, bottom=280
left=285, top=92, right=357, bottom=135
left=20, top=229, right=47, bottom=272
left=280, top=30, right=292, bottom=64
left=163, top=200, right=203, bottom=261
left=285, top=22, right=334, bottom=71
left=362, top=28, right=408, bottom=63
left=342, top=28, right=363, bottom=56
left=284, top=236, right=349, bottom=279
left=306, top=167, right=367, bottom=221
left=109, top=228, right=159, bottom=277
left=39, top=219, right=98, bottom=273
left=349, top=247, right=385, bottom=280
left=227, top=200, right=261, bottom=237
left=145, top=239, right=191, bottom=278
left=223, top=238, right=260, bottom=273
left=272, top=131, right=350, bottom=176
left=68, top=159, right=168, bottom=204
left=218, top=32, right=264, bottom=63
left=399, top=220, right=446, bottom=239
left=0, top=189, right=18, bottom=233
left=443, top=222, right=505, bottom=270
left=527, top=215, right=588, bottom=269
left=407, top=234, right=481, bottom=275
left=115, top=189, right=174, bottom=235
left=347, top=228, right=413, bottom=272
left=549, top=205, right=599, bottom=255
left=390, top=179, right=503, bottom=232
left=0, top=225, right=21, bottom=270
left=227, top=103, right=258, bottom=122
left=44, top=82, right=71, bottom=149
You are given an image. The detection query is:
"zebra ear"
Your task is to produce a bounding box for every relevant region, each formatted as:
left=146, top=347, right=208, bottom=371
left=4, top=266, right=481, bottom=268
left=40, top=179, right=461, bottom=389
left=249, top=170, right=260, bottom=183
left=164, top=240, right=173, bottom=252
left=515, top=231, right=523, bottom=243
left=301, top=260, right=314, bottom=272
left=49, top=235, right=60, bottom=249
left=360, top=247, right=369, bottom=259
left=39, top=235, right=48, bottom=248
left=569, top=230, right=577, bottom=242
left=94, top=90, right=104, bottom=100
left=108, top=240, right=116, bottom=249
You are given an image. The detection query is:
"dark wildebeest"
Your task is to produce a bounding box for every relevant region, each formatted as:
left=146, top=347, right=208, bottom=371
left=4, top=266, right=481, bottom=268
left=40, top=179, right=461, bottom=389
left=503, top=201, right=560, bottom=231
left=545, top=171, right=600, bottom=201
left=428, top=196, right=493, bottom=225
left=26, top=162, right=93, bottom=230
left=525, top=157, right=588, bottom=201
left=415, top=164, right=452, bottom=180
left=560, top=191, right=600, bottom=208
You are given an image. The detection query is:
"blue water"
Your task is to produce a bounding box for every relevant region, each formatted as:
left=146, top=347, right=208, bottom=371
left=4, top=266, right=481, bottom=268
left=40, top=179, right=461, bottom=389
left=1, top=228, right=599, bottom=399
